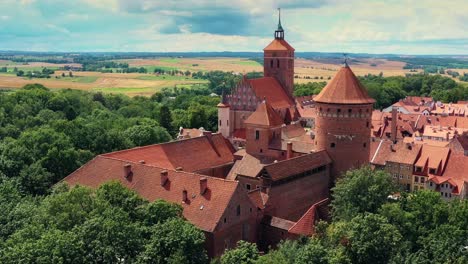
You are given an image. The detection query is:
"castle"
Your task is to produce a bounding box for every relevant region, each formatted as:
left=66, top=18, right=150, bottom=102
left=63, top=14, right=390, bottom=257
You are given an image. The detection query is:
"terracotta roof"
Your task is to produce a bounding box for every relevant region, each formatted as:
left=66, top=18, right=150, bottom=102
left=232, top=129, right=246, bottom=139
left=262, top=215, right=295, bottom=230
left=244, top=100, right=284, bottom=127
left=288, top=198, right=329, bottom=236
left=229, top=153, right=276, bottom=179
left=314, top=65, right=375, bottom=105
left=247, top=77, right=294, bottom=109
left=63, top=156, right=241, bottom=232
left=102, top=134, right=234, bottom=173
left=263, top=39, right=295, bottom=51
left=415, top=145, right=450, bottom=171
left=264, top=150, right=331, bottom=181
left=247, top=189, right=269, bottom=210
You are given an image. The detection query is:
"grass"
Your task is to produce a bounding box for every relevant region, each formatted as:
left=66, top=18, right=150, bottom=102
left=159, top=58, right=180, bottom=63
left=91, top=87, right=160, bottom=95
left=229, top=60, right=262, bottom=66
left=143, top=65, right=180, bottom=73
left=136, top=75, right=204, bottom=81
left=55, top=76, right=98, bottom=83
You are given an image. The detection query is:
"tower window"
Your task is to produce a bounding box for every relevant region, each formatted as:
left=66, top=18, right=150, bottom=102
left=348, top=109, right=352, bottom=113
left=277, top=59, right=280, bottom=68
left=366, top=121, right=369, bottom=128
left=363, top=143, right=367, bottom=148
left=270, top=60, right=273, bottom=68
left=237, top=205, right=241, bottom=216
left=219, top=120, right=222, bottom=126
left=255, top=130, right=260, bottom=140
left=330, top=143, right=336, bottom=148
left=337, top=109, right=341, bottom=113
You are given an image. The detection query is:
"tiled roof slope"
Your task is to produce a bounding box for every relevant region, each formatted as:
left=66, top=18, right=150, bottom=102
left=244, top=100, right=284, bottom=127
left=314, top=65, right=376, bottom=105
left=264, top=150, right=332, bottom=181
left=415, top=145, right=450, bottom=171
left=288, top=198, right=329, bottom=236
left=63, top=156, right=240, bottom=232
left=247, top=77, right=294, bottom=109
left=263, top=39, right=295, bottom=51
left=102, top=134, right=234, bottom=173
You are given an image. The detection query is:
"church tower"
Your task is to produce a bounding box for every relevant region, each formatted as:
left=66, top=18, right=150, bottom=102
left=314, top=61, right=375, bottom=181
left=263, top=9, right=295, bottom=98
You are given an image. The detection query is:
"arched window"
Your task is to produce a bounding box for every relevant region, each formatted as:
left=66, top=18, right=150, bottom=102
left=277, top=59, right=280, bottom=68
left=270, top=60, right=273, bottom=68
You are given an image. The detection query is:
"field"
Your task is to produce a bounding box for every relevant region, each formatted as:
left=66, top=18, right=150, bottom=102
left=0, top=57, right=465, bottom=96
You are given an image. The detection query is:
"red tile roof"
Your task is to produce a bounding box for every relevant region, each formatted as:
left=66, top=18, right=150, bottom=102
left=102, top=134, right=234, bottom=173
left=63, top=156, right=241, bottom=232
left=263, top=39, right=295, bottom=51
left=247, top=77, right=294, bottom=109
left=264, top=150, right=331, bottom=181
left=314, top=65, right=375, bottom=105
left=248, top=189, right=269, bottom=210
left=288, top=198, right=329, bottom=236
left=244, top=100, right=284, bottom=127
left=415, top=145, right=450, bottom=171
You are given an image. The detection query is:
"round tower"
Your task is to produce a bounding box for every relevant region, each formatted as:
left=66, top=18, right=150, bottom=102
left=314, top=63, right=375, bottom=180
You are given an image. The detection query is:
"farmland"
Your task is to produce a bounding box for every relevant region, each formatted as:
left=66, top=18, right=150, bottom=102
left=0, top=56, right=466, bottom=96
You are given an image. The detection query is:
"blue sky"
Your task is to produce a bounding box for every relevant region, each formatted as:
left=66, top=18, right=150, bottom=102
left=0, top=0, right=467, bottom=54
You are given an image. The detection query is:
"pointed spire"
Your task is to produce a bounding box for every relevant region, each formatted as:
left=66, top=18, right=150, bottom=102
left=277, top=8, right=283, bottom=31
left=274, top=8, right=284, bottom=39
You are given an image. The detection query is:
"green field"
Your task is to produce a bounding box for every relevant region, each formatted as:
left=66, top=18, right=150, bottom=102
left=159, top=58, right=180, bottom=63
left=55, top=76, right=98, bottom=83
left=229, top=60, right=262, bottom=66
left=136, top=74, right=205, bottom=81
left=143, top=65, right=180, bottom=72
left=91, top=87, right=160, bottom=95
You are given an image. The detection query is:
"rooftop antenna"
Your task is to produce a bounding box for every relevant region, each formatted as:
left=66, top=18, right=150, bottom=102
left=343, top=53, right=349, bottom=67
left=275, top=8, right=284, bottom=39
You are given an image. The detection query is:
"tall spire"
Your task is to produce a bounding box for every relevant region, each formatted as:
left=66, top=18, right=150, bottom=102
left=275, top=8, right=284, bottom=39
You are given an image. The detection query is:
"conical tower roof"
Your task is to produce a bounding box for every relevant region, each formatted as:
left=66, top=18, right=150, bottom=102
left=314, top=65, right=375, bottom=105
left=244, top=100, right=284, bottom=127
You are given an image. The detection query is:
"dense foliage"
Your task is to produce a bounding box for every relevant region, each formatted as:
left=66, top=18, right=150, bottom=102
left=0, top=83, right=223, bottom=195
left=219, top=167, right=468, bottom=264
left=0, top=180, right=207, bottom=263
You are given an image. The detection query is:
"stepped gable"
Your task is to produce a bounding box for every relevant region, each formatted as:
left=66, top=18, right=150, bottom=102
left=63, top=156, right=240, bottom=232
left=247, top=77, right=294, bottom=109
left=102, top=134, right=234, bottom=173
left=244, top=100, right=284, bottom=127
left=314, top=65, right=376, bottom=105
left=263, top=38, right=295, bottom=51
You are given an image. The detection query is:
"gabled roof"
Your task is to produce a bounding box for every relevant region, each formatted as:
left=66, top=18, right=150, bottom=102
left=102, top=134, right=234, bottom=173
left=263, top=39, right=295, bottom=51
left=288, top=198, right=329, bottom=236
left=244, top=100, right=284, bottom=127
left=247, top=77, right=294, bottom=109
left=314, top=65, right=375, bottom=105
left=63, top=156, right=240, bottom=232
left=264, top=150, right=332, bottom=181
left=415, top=145, right=450, bottom=171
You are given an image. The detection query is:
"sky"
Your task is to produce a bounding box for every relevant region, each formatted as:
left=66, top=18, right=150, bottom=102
left=0, top=0, right=467, bottom=55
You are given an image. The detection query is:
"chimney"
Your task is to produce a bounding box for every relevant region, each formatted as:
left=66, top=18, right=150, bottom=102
left=124, top=164, right=132, bottom=179
left=182, top=190, right=188, bottom=202
left=286, top=142, right=293, bottom=159
left=200, top=177, right=208, bottom=195
left=391, top=106, right=397, bottom=143
left=406, top=142, right=412, bottom=150
left=160, top=170, right=168, bottom=186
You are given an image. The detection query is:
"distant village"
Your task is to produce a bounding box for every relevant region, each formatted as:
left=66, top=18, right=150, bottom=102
left=64, top=15, right=468, bottom=258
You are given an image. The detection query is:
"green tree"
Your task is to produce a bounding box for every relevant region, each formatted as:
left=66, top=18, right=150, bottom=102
left=331, top=166, right=397, bottom=221
left=221, top=241, right=259, bottom=264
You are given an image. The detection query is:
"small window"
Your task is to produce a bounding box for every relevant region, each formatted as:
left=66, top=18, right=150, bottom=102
left=255, top=130, right=259, bottom=140
left=236, top=205, right=241, bottom=216
left=337, top=109, right=341, bottom=113
left=219, top=120, right=222, bottom=126
left=330, top=143, right=336, bottom=148
left=277, top=59, right=280, bottom=68
left=429, top=168, right=436, bottom=174
left=348, top=109, right=352, bottom=113
left=260, top=149, right=263, bottom=153
left=415, top=176, right=419, bottom=183
left=227, top=120, right=229, bottom=126
left=421, top=177, right=425, bottom=183
left=430, top=182, right=433, bottom=187
left=366, top=121, right=370, bottom=128
left=270, top=60, right=273, bottom=68
left=246, top=184, right=251, bottom=190
left=363, top=143, right=367, bottom=148
left=224, top=218, right=227, bottom=223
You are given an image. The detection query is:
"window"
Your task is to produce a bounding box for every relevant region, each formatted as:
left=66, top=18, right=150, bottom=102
left=420, top=177, right=425, bottom=184
left=255, top=130, right=259, bottom=140
left=330, top=143, right=336, bottom=148
left=440, top=192, right=443, bottom=196
left=219, top=120, right=222, bottom=126
left=415, top=167, right=422, bottom=172
left=236, top=205, right=241, bottom=216
left=246, top=184, right=251, bottom=190
left=224, top=218, right=227, bottom=223
left=260, top=149, right=263, bottom=153
left=363, top=143, right=367, bottom=148
left=348, top=109, right=352, bottom=113
left=399, top=174, right=403, bottom=179
left=444, top=193, right=447, bottom=197
left=277, top=59, right=280, bottom=68
left=429, top=168, right=436, bottom=174
left=366, top=121, right=370, bottom=128
left=337, top=109, right=341, bottom=113
left=270, top=60, right=273, bottom=68
left=415, top=176, right=419, bottom=183
left=430, top=182, right=433, bottom=187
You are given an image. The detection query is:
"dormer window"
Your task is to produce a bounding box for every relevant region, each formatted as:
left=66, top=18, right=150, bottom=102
left=429, top=168, right=436, bottom=174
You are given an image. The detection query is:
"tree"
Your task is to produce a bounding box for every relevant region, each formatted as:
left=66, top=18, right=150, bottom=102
left=124, top=124, right=171, bottom=147
left=331, top=166, right=397, bottom=221
left=221, top=241, right=259, bottom=264
left=158, top=105, right=173, bottom=135
left=136, top=218, right=207, bottom=264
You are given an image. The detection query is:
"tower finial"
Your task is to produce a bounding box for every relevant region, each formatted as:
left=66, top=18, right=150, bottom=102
left=277, top=8, right=283, bottom=31
left=274, top=8, right=284, bottom=39
left=343, top=53, right=349, bottom=67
